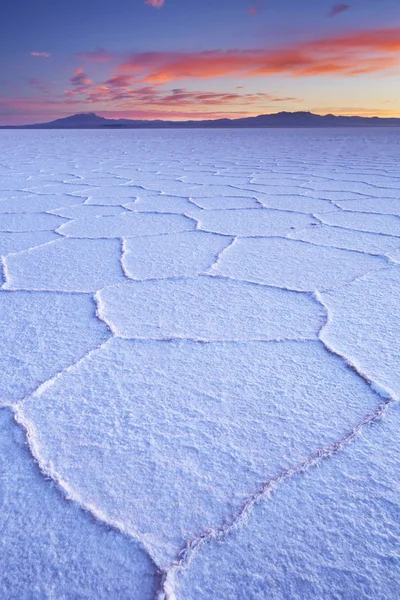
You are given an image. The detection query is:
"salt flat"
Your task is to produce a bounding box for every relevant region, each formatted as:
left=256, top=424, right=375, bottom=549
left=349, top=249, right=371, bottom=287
left=0, top=128, right=399, bottom=599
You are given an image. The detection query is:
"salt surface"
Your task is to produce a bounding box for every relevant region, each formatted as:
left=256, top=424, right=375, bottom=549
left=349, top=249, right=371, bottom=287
left=121, top=231, right=231, bottom=279
left=4, top=238, right=126, bottom=291
left=210, top=236, right=387, bottom=290
left=0, top=128, right=399, bottom=599
left=18, top=338, right=380, bottom=567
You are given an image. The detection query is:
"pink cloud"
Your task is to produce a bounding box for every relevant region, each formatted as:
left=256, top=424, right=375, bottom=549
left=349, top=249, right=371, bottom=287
left=104, top=74, right=136, bottom=87
left=30, top=51, right=51, bottom=58
left=145, top=0, right=164, bottom=7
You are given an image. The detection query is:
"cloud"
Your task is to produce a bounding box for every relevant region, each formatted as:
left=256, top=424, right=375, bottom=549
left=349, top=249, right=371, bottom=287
left=118, top=27, right=400, bottom=82
left=249, top=0, right=264, bottom=17
left=62, top=75, right=300, bottom=111
left=27, top=78, right=51, bottom=94
left=329, top=3, right=350, bottom=18
left=70, top=69, right=94, bottom=86
left=0, top=77, right=298, bottom=123
left=145, top=0, right=164, bottom=7
left=104, top=74, right=136, bottom=88
left=30, top=51, right=51, bottom=58
left=75, top=49, right=113, bottom=63
left=6, top=26, right=399, bottom=125
left=134, top=88, right=299, bottom=107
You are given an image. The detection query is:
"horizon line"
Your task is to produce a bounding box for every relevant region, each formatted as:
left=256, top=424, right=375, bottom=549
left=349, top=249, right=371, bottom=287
left=2, top=109, right=400, bottom=129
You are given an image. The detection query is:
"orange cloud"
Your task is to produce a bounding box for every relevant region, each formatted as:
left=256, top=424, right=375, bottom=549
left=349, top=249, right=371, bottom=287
left=119, top=27, right=400, bottom=82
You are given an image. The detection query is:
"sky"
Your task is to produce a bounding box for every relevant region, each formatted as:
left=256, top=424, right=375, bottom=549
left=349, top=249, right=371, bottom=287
left=0, top=0, right=399, bottom=124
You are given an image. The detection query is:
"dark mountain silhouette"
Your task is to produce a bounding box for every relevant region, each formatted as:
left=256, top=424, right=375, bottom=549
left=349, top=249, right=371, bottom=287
left=2, top=111, right=400, bottom=129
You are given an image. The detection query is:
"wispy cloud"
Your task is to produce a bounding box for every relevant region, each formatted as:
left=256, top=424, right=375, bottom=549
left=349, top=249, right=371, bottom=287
left=27, top=78, right=51, bottom=94
left=0, top=82, right=301, bottom=125
left=70, top=68, right=94, bottom=86
left=30, top=51, right=51, bottom=58
left=145, top=0, right=164, bottom=7
left=118, top=27, right=400, bottom=82
left=105, top=74, right=136, bottom=88
left=75, top=49, right=113, bottom=63
left=329, top=3, right=350, bottom=18
left=101, top=87, right=299, bottom=107
left=62, top=77, right=299, bottom=109
left=248, top=0, right=264, bottom=17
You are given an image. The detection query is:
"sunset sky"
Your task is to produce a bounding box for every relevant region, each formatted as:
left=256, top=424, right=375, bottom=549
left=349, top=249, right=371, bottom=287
left=1, top=0, right=399, bottom=125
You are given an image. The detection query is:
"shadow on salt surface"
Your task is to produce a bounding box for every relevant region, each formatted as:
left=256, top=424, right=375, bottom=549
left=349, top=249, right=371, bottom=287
left=58, top=213, right=195, bottom=238
left=316, top=211, right=400, bottom=237
left=122, top=233, right=231, bottom=280
left=97, top=277, right=324, bottom=340
left=0, top=182, right=37, bottom=193
left=19, top=338, right=380, bottom=567
left=0, top=190, right=52, bottom=201
left=125, top=195, right=198, bottom=215
left=177, top=402, right=400, bottom=600
left=183, top=176, right=254, bottom=188
left=76, top=186, right=141, bottom=205
left=249, top=174, right=309, bottom=184
left=22, top=183, right=91, bottom=196
left=247, top=183, right=315, bottom=196
left=211, top=237, right=388, bottom=291
left=3, top=238, right=126, bottom=292
left=0, top=291, right=110, bottom=402
left=0, top=213, right=65, bottom=233
left=83, top=187, right=161, bottom=205
left=185, top=185, right=260, bottom=199
left=335, top=197, right=400, bottom=217
left=302, top=179, right=400, bottom=197
left=189, top=195, right=259, bottom=210
left=320, top=265, right=400, bottom=399
left=0, top=194, right=85, bottom=214
left=66, top=176, right=132, bottom=187
left=198, top=208, right=313, bottom=237
left=288, top=224, right=400, bottom=256
left=134, top=181, right=258, bottom=199
left=49, top=204, right=126, bottom=218
left=388, top=247, right=400, bottom=263
left=256, top=193, right=337, bottom=214
left=0, top=410, right=158, bottom=600
left=0, top=231, right=59, bottom=255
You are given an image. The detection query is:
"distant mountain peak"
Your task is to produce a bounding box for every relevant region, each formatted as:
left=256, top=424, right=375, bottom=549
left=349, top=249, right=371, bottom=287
left=47, top=113, right=109, bottom=125
left=3, top=111, right=399, bottom=129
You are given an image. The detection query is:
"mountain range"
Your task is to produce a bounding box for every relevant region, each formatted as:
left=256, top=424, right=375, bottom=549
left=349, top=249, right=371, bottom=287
left=2, top=111, right=400, bottom=129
